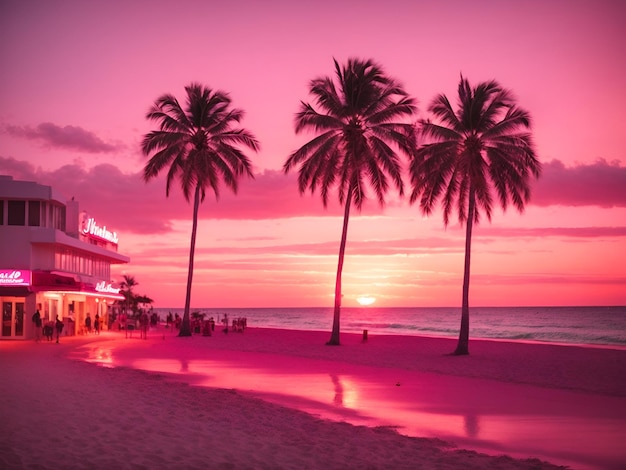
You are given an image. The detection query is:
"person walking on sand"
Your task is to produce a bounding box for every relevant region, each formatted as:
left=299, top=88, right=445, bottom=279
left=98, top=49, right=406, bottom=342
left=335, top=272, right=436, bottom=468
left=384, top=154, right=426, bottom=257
left=55, top=315, right=64, bottom=343
left=140, top=310, right=149, bottom=339
left=85, top=313, right=92, bottom=334
left=32, top=304, right=42, bottom=342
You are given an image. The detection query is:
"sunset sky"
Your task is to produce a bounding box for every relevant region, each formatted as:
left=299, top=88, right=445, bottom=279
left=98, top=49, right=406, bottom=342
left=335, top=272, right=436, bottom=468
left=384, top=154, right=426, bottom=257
left=1, top=0, right=625, bottom=308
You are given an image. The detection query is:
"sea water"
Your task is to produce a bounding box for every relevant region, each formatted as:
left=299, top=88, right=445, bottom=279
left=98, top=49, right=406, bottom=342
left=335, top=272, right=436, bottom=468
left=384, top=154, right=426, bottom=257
left=152, top=306, right=626, bottom=348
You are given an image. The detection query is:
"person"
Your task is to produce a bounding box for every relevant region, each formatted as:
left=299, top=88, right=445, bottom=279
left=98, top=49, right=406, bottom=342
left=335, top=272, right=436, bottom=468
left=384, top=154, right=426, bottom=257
left=140, top=311, right=149, bottom=339
left=166, top=312, right=173, bottom=329
left=32, top=305, right=42, bottom=342
left=55, top=315, right=64, bottom=343
left=94, top=313, right=100, bottom=335
left=85, top=313, right=92, bottom=334
left=43, top=321, right=54, bottom=341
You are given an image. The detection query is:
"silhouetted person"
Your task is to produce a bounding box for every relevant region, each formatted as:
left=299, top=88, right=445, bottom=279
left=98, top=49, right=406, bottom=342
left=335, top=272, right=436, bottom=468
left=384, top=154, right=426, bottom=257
left=32, top=305, right=42, bottom=342
left=85, top=313, right=92, bottom=334
left=94, top=313, right=100, bottom=335
left=140, top=311, right=149, bottom=339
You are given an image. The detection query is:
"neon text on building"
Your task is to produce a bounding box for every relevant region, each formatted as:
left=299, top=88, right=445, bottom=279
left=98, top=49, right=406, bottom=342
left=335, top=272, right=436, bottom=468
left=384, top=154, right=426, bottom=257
left=82, top=218, right=119, bottom=245
left=95, top=281, right=121, bottom=294
left=0, top=270, right=31, bottom=286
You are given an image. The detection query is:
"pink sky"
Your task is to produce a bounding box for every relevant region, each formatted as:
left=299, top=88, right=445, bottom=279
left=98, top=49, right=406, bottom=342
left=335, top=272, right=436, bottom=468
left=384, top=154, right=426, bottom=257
left=1, top=0, right=625, bottom=308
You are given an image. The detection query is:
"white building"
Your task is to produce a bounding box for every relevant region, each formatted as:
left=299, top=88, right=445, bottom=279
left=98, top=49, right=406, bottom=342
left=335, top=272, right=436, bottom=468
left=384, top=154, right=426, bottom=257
left=0, top=175, right=129, bottom=340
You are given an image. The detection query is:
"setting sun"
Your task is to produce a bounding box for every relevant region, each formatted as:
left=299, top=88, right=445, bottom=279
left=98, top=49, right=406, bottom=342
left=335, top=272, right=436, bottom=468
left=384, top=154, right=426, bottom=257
left=356, top=296, right=376, bottom=306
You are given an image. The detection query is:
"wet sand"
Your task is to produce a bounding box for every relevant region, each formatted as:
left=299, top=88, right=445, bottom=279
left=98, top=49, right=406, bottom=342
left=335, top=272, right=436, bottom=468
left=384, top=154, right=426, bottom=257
left=2, top=327, right=625, bottom=469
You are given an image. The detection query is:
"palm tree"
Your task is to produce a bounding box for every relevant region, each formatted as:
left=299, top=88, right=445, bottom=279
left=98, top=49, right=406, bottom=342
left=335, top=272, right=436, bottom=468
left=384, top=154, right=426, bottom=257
left=142, top=83, right=259, bottom=337
left=409, top=75, right=541, bottom=355
left=120, top=274, right=138, bottom=316
left=284, top=58, right=417, bottom=345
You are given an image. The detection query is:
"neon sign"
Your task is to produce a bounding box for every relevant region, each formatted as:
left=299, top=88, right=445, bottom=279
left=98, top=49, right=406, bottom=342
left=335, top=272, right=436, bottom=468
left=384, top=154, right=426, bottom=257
left=82, top=217, right=119, bottom=245
left=0, top=270, right=31, bottom=286
left=95, top=281, right=121, bottom=294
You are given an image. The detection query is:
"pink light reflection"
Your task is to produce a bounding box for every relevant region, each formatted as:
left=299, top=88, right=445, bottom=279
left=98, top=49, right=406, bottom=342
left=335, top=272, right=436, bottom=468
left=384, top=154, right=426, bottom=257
left=76, top=342, right=626, bottom=470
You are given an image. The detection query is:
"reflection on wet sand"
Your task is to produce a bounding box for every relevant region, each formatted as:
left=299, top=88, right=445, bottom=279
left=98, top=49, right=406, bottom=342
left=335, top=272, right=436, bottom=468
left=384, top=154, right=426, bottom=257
left=331, top=374, right=343, bottom=407
left=75, top=341, right=625, bottom=470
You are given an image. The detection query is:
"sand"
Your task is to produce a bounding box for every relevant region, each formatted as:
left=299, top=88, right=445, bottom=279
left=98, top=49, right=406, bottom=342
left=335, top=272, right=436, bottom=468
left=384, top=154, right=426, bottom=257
left=1, top=327, right=625, bottom=470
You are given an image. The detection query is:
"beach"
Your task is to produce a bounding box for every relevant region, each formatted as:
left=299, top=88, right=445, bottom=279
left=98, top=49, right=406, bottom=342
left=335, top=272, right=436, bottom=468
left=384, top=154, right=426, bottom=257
left=1, top=328, right=625, bottom=470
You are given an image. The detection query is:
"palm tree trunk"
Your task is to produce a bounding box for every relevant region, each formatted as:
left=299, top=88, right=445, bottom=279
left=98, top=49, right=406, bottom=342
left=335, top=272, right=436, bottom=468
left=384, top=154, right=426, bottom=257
left=328, top=187, right=353, bottom=345
left=179, top=184, right=201, bottom=337
left=454, top=188, right=475, bottom=355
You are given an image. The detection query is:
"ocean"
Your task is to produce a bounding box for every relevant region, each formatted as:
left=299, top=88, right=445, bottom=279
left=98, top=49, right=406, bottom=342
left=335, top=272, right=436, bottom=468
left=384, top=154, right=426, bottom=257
left=152, top=305, right=626, bottom=348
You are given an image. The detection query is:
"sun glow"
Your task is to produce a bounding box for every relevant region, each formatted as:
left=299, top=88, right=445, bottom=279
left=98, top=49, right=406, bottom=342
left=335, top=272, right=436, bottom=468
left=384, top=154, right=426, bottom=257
left=356, top=296, right=376, bottom=306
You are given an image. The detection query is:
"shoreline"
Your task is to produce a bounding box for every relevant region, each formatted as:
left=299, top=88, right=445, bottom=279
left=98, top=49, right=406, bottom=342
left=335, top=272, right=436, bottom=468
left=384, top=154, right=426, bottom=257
left=2, top=328, right=625, bottom=469
left=152, top=305, right=626, bottom=350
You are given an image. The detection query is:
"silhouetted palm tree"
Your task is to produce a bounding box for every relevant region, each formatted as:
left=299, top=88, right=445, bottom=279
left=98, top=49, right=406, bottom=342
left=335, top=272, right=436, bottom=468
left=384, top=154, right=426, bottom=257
left=120, top=274, right=138, bottom=315
left=284, top=58, right=417, bottom=345
left=142, top=83, right=259, bottom=337
left=409, top=75, right=541, bottom=355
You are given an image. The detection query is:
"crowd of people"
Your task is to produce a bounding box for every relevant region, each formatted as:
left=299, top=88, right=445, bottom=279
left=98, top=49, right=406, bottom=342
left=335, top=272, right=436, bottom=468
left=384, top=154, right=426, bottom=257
left=32, top=305, right=248, bottom=342
left=163, top=312, right=248, bottom=335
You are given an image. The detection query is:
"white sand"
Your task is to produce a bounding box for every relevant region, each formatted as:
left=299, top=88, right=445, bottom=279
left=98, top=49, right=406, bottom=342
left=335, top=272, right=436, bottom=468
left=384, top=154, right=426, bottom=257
left=1, top=327, right=625, bottom=469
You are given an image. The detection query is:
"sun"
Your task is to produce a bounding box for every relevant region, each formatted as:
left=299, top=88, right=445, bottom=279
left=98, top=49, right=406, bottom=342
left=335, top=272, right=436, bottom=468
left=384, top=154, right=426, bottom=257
left=356, top=295, right=376, bottom=306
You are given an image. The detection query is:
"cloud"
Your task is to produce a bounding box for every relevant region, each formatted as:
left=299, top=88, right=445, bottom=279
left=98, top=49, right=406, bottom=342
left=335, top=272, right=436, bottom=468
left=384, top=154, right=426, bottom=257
left=470, top=273, right=626, bottom=286
left=482, top=226, right=626, bottom=239
left=532, top=159, right=626, bottom=207
left=2, top=156, right=625, bottom=237
left=0, top=158, right=352, bottom=233
left=4, top=122, right=121, bottom=153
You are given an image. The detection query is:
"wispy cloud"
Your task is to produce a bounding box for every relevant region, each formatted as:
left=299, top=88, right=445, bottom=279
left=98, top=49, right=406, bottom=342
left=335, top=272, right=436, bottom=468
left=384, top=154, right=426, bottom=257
left=4, top=122, right=121, bottom=153
left=482, top=226, right=626, bottom=238
left=532, top=159, right=626, bottom=207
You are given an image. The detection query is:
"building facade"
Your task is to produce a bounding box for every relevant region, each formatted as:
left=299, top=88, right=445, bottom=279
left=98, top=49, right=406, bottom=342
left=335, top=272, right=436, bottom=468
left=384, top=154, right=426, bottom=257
left=0, top=175, right=129, bottom=340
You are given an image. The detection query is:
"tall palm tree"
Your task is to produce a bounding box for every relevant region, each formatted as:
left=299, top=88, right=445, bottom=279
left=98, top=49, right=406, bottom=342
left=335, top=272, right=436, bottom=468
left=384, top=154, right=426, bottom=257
left=142, top=83, right=259, bottom=337
left=284, top=58, right=417, bottom=345
left=409, top=75, right=541, bottom=355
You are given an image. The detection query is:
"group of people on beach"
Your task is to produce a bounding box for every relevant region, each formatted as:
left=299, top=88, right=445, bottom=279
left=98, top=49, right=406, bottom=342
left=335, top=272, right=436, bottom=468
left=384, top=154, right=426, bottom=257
left=117, top=311, right=152, bottom=339
left=163, top=312, right=248, bottom=335
left=31, top=304, right=63, bottom=343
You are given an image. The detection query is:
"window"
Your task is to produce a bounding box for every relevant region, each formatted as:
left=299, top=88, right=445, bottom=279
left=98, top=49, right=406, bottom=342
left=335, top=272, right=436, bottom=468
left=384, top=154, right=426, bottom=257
left=53, top=247, right=112, bottom=278
left=8, top=200, right=26, bottom=225
left=28, top=201, right=41, bottom=226
left=48, top=203, right=66, bottom=230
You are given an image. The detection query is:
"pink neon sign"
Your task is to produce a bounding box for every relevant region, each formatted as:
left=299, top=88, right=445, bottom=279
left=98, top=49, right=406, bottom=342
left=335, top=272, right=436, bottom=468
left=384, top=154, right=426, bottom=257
left=0, top=269, right=31, bottom=286
left=81, top=216, right=119, bottom=245
left=95, top=281, right=121, bottom=294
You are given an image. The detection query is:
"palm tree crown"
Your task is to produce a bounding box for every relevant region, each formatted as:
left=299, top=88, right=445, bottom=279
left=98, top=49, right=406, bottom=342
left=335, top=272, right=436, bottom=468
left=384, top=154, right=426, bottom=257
left=285, top=58, right=416, bottom=209
left=143, top=83, right=259, bottom=203
left=284, top=58, right=417, bottom=345
left=410, top=76, right=540, bottom=225
left=142, top=83, right=259, bottom=337
left=409, top=75, right=540, bottom=355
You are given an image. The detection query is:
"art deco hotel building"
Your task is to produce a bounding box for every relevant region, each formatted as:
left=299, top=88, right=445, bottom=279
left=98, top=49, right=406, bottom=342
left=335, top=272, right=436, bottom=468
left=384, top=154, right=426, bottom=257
left=0, top=175, right=129, bottom=339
